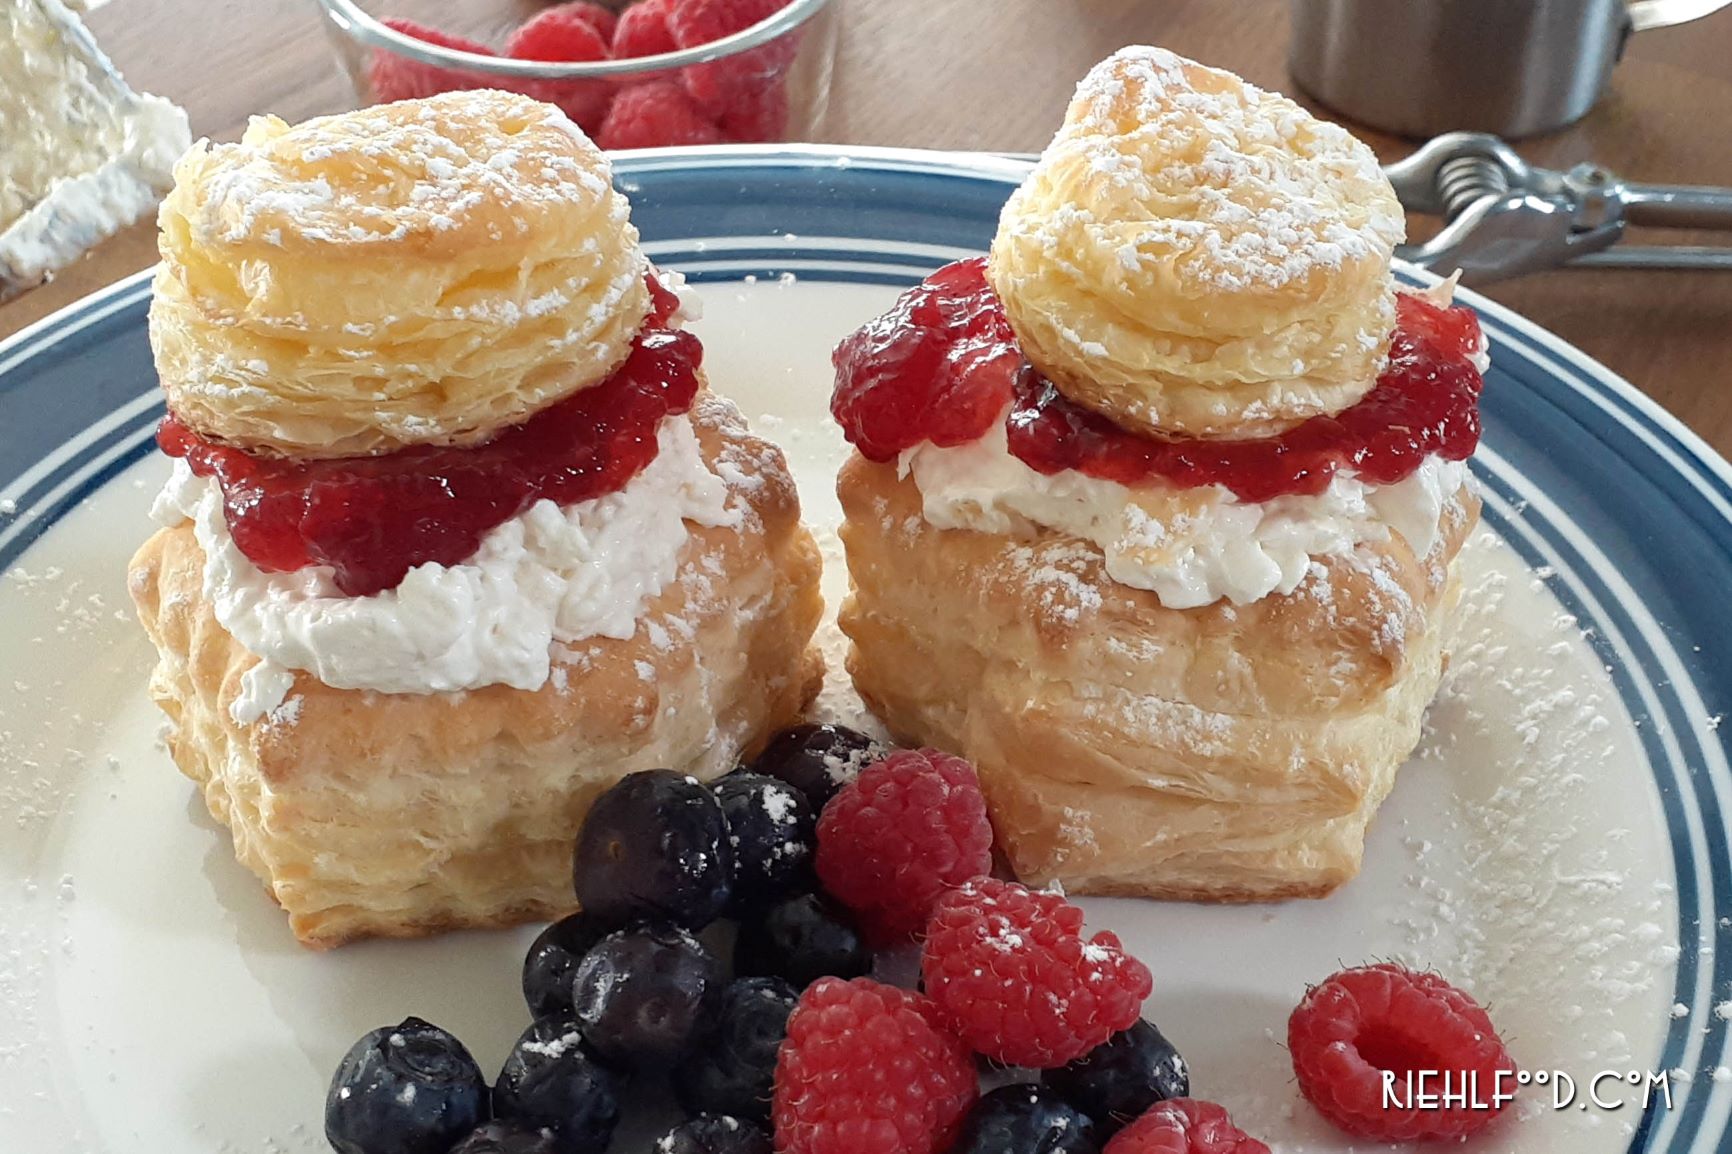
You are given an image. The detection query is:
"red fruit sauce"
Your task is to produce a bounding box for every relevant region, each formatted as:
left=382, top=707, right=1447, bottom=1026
left=158, top=277, right=701, bottom=597
left=831, top=258, right=1485, bottom=505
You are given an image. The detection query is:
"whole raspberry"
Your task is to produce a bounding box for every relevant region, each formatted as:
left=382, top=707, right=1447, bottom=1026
left=922, top=878, right=1151, bottom=1067
left=553, top=0, right=619, bottom=41
left=506, top=5, right=615, bottom=130
left=1102, top=1099, right=1269, bottom=1154
left=596, top=81, right=723, bottom=149
left=814, top=748, right=993, bottom=943
left=772, top=977, right=977, bottom=1154
left=1287, top=964, right=1515, bottom=1142
left=613, top=0, right=678, bottom=58
left=507, top=5, right=612, bottom=62
left=717, top=78, right=790, bottom=142
left=367, top=19, right=496, bottom=104
left=669, top=0, right=800, bottom=116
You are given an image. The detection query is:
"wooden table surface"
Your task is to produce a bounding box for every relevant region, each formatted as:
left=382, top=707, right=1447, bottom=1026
left=9, top=0, right=1732, bottom=452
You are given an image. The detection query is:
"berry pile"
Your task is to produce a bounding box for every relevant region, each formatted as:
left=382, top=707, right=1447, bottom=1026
left=325, top=726, right=1508, bottom=1151
left=366, top=0, right=803, bottom=147
left=322, top=725, right=1224, bottom=1152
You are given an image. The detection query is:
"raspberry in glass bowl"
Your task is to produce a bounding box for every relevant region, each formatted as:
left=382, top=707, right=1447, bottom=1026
left=312, top=0, right=839, bottom=146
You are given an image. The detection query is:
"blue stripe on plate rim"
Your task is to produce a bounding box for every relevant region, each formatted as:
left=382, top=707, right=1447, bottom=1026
left=0, top=146, right=1726, bottom=1152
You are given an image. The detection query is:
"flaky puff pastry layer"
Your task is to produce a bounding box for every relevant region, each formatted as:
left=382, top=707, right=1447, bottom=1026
left=151, top=90, right=649, bottom=458
left=989, top=47, right=1404, bottom=440
left=128, top=397, right=823, bottom=948
left=837, top=455, right=1477, bottom=901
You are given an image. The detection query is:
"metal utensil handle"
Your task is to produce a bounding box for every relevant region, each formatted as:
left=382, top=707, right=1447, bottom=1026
left=1628, top=0, right=1732, bottom=33
left=1618, top=184, right=1732, bottom=230
left=1570, top=246, right=1732, bottom=270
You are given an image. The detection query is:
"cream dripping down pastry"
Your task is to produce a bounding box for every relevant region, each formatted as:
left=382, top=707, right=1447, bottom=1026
left=129, top=91, right=823, bottom=948
left=829, top=48, right=1487, bottom=902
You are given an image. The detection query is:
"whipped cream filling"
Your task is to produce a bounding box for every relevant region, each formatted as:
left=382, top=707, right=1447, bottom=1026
left=151, top=413, right=737, bottom=723
left=899, top=420, right=1470, bottom=611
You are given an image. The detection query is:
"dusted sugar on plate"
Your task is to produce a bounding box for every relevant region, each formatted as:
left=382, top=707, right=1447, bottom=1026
left=829, top=47, right=1486, bottom=902
left=128, top=91, right=823, bottom=948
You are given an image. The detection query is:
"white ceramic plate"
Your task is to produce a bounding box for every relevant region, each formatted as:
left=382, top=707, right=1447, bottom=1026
left=2, top=148, right=1729, bottom=1153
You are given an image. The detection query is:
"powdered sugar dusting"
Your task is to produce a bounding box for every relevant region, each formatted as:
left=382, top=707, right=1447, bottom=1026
left=1004, top=45, right=1402, bottom=294
left=1383, top=530, right=1677, bottom=1068
left=760, top=781, right=799, bottom=824
left=189, top=92, right=614, bottom=249
left=518, top=1029, right=584, bottom=1060
left=986, top=47, right=1404, bottom=437
left=997, top=540, right=1103, bottom=627
left=1174, top=528, right=1687, bottom=1150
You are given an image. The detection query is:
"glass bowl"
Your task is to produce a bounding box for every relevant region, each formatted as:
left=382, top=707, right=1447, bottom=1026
left=312, top=0, right=839, bottom=146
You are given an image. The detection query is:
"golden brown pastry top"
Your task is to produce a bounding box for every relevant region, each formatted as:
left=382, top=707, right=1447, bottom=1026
left=150, top=90, right=650, bottom=458
left=988, top=47, right=1404, bottom=441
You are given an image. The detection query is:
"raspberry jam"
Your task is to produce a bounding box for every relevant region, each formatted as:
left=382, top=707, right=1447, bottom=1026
left=160, top=281, right=701, bottom=597
left=831, top=258, right=1485, bottom=504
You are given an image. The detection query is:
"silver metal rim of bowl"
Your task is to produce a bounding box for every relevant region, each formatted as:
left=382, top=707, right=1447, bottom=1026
left=314, top=0, right=834, bottom=79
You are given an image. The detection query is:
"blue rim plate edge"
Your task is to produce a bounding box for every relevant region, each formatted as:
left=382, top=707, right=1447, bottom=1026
left=0, top=144, right=1727, bottom=1153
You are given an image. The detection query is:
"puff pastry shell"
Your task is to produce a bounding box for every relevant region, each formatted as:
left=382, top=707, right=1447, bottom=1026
left=129, top=397, right=823, bottom=947
left=836, top=454, right=1477, bottom=901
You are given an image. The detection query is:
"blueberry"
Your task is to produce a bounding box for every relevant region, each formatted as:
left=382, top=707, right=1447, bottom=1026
left=750, top=724, right=881, bottom=810
left=324, top=1017, right=488, bottom=1154
left=571, top=925, right=724, bottom=1069
left=1044, top=1019, right=1189, bottom=1134
left=673, top=976, right=798, bottom=1120
left=734, top=891, right=871, bottom=988
left=655, top=1114, right=773, bottom=1154
left=574, top=769, right=733, bottom=930
left=521, top=912, right=608, bottom=1021
left=952, top=1084, right=1099, bottom=1154
left=448, top=1119, right=560, bottom=1154
left=715, top=772, right=816, bottom=914
left=492, top=1017, right=623, bottom=1151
